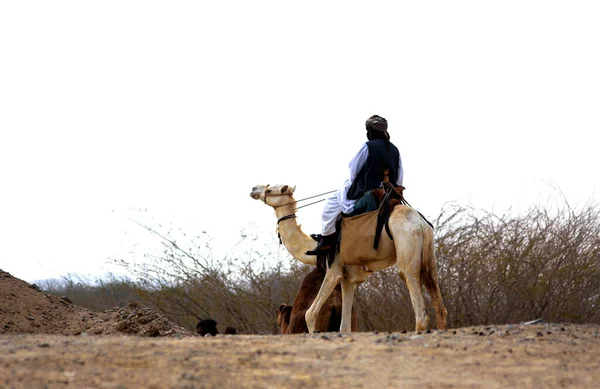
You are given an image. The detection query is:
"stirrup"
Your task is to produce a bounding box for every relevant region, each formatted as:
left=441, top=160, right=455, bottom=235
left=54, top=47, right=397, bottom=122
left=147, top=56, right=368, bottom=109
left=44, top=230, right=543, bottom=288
left=306, top=245, right=332, bottom=256
left=305, top=234, right=335, bottom=256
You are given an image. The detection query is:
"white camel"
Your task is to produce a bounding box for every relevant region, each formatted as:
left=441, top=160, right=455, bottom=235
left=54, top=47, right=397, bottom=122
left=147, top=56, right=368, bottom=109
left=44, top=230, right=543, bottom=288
left=250, top=184, right=448, bottom=333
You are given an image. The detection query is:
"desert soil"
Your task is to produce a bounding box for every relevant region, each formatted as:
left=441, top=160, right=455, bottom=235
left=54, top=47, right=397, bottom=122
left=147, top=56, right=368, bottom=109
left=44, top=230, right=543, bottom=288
left=2, top=269, right=599, bottom=389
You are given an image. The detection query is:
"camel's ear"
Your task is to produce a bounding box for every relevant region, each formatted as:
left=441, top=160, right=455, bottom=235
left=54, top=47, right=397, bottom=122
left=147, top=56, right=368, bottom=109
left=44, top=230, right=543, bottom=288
left=291, top=185, right=296, bottom=193
left=278, top=303, right=287, bottom=312
left=280, top=185, right=289, bottom=194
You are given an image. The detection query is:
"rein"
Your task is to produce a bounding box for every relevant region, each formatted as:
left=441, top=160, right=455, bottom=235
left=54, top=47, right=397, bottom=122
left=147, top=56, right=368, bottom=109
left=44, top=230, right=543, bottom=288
left=270, top=189, right=335, bottom=209
left=296, top=198, right=328, bottom=210
left=294, top=190, right=336, bottom=203
left=263, top=186, right=335, bottom=210
left=265, top=187, right=335, bottom=244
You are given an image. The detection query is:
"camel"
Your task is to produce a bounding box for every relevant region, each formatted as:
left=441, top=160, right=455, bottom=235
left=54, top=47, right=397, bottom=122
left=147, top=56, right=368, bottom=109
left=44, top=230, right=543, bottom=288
left=276, top=265, right=358, bottom=334
left=250, top=184, right=447, bottom=333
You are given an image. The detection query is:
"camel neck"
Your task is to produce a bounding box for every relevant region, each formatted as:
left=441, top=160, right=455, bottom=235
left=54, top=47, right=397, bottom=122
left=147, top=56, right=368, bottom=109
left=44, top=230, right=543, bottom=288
left=274, top=203, right=297, bottom=220
left=274, top=205, right=317, bottom=266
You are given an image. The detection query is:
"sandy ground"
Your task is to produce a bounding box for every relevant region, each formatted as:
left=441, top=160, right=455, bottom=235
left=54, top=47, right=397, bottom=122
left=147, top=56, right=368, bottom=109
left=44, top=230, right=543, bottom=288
left=2, top=323, right=600, bottom=389
left=2, top=269, right=600, bottom=388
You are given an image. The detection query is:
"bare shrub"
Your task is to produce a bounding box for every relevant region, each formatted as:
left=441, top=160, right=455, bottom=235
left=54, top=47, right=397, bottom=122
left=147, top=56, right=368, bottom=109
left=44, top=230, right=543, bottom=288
left=354, top=200, right=600, bottom=331
left=112, top=221, right=312, bottom=334
left=355, top=267, right=415, bottom=332
left=40, top=274, right=142, bottom=312
left=44, top=199, right=600, bottom=333
left=435, top=200, right=600, bottom=327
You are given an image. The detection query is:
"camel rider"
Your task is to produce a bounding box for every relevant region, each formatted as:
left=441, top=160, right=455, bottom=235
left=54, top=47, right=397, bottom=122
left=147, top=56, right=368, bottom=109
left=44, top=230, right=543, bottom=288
left=306, top=114, right=404, bottom=255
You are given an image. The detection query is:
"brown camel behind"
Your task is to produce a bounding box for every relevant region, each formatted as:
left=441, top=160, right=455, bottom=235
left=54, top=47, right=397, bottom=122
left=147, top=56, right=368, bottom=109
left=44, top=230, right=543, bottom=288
left=277, top=266, right=358, bottom=334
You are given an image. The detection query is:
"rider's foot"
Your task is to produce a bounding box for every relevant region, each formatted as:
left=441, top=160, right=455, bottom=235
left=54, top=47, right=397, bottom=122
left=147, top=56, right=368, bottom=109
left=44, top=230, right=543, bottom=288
left=305, top=234, right=336, bottom=255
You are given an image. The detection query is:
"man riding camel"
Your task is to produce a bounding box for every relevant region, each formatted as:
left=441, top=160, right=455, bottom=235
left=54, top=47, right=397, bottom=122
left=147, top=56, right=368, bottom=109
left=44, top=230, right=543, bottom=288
left=306, top=114, right=404, bottom=255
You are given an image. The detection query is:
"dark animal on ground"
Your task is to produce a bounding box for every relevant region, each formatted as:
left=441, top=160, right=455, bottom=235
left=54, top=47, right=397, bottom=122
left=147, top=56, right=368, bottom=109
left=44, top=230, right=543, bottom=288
left=196, top=319, right=218, bottom=336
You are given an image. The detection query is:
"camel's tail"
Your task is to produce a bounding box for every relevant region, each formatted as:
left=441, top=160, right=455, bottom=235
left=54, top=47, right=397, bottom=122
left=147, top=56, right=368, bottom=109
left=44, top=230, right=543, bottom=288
left=420, top=225, right=438, bottom=295
left=419, top=223, right=448, bottom=330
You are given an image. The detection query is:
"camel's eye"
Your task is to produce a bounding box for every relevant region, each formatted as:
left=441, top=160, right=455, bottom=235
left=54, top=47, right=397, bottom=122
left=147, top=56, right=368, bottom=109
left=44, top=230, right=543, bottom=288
left=252, top=186, right=256, bottom=191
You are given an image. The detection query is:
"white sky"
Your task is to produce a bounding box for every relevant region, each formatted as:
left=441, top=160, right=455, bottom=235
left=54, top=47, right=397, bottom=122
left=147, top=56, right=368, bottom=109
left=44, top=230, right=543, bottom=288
left=1, top=1, right=599, bottom=283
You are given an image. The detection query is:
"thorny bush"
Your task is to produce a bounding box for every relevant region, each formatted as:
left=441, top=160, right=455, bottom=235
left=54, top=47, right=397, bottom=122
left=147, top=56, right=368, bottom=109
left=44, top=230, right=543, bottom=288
left=45, top=201, right=600, bottom=333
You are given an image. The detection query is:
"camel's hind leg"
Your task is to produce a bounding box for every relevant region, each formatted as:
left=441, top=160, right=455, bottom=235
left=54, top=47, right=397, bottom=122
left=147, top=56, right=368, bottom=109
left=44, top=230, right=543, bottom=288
left=403, top=271, right=430, bottom=332
left=394, top=234, right=430, bottom=332
left=339, top=279, right=356, bottom=333
left=305, top=261, right=343, bottom=334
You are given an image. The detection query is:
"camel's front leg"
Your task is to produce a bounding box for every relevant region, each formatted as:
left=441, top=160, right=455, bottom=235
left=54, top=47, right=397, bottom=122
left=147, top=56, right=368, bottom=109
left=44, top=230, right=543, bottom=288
left=339, top=279, right=356, bottom=333
left=305, top=262, right=343, bottom=334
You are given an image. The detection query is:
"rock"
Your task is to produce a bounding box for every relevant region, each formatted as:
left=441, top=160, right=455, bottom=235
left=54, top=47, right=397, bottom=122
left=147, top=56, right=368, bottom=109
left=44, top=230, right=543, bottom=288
left=29, top=284, right=42, bottom=292
left=523, top=319, right=544, bottom=325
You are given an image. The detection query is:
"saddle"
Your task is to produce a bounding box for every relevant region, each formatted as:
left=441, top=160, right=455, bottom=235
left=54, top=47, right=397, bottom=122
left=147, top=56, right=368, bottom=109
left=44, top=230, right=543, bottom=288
left=336, top=171, right=433, bottom=267
left=313, top=183, right=404, bottom=270
left=314, top=170, right=433, bottom=269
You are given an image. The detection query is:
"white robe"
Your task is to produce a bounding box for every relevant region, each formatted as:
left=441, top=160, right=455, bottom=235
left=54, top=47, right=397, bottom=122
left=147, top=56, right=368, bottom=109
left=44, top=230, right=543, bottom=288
left=321, top=143, right=404, bottom=235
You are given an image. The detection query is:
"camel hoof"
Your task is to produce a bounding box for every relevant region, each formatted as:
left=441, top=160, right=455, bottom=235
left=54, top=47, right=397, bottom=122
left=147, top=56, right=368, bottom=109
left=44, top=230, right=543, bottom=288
left=415, top=315, right=430, bottom=332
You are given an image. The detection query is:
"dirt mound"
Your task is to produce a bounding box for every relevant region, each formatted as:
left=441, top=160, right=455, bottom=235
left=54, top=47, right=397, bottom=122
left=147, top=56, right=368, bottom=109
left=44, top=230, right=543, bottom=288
left=85, top=301, right=194, bottom=337
left=0, top=269, right=90, bottom=335
left=0, top=269, right=195, bottom=338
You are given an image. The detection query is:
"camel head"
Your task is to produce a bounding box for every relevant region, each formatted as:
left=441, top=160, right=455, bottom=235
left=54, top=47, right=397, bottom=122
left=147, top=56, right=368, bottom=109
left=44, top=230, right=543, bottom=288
left=276, top=303, right=292, bottom=334
left=250, top=183, right=317, bottom=266
left=250, top=184, right=296, bottom=208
